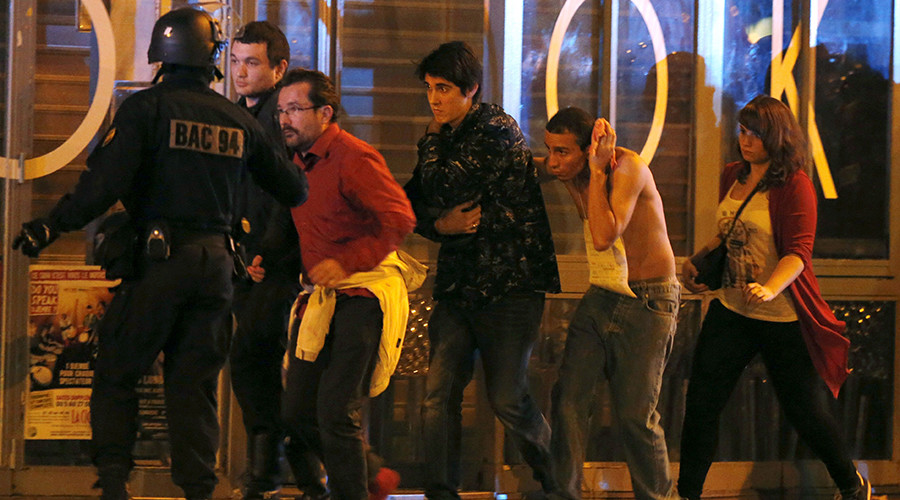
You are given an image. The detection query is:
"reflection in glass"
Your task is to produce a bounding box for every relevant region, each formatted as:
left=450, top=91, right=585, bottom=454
left=521, top=0, right=604, bottom=256
left=615, top=0, right=694, bottom=255
left=257, top=1, right=317, bottom=71
left=521, top=0, right=603, bottom=144
left=720, top=0, right=797, bottom=165
left=812, top=0, right=890, bottom=258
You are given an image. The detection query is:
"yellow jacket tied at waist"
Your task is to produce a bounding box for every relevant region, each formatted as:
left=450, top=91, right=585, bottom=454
left=288, top=250, right=427, bottom=397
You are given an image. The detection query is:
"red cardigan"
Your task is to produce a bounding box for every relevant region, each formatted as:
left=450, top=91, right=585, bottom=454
left=720, top=162, right=849, bottom=397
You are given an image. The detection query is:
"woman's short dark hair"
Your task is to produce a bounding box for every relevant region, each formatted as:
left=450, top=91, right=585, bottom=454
left=233, top=21, right=290, bottom=68
left=546, top=107, right=594, bottom=150
left=737, top=95, right=811, bottom=189
left=281, top=68, right=342, bottom=122
left=416, top=41, right=482, bottom=102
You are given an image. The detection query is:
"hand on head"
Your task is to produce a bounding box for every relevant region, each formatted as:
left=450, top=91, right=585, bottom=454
left=589, top=118, right=617, bottom=173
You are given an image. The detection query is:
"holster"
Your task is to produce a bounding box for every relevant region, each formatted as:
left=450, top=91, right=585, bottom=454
left=230, top=237, right=250, bottom=281
left=144, top=220, right=171, bottom=261
left=93, top=211, right=138, bottom=281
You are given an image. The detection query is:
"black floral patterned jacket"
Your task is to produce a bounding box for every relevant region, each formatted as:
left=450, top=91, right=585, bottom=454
left=404, top=103, right=560, bottom=309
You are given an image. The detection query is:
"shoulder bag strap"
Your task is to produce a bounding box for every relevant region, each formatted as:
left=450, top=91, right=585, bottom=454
left=722, top=181, right=762, bottom=241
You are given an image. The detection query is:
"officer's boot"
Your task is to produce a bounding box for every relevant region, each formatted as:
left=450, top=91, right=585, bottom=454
left=93, top=464, right=131, bottom=500
left=244, top=432, right=283, bottom=500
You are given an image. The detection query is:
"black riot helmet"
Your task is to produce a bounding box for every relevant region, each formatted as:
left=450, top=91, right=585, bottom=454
left=148, top=7, right=225, bottom=68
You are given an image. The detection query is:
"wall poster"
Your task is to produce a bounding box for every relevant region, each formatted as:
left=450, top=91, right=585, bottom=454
left=25, top=264, right=168, bottom=462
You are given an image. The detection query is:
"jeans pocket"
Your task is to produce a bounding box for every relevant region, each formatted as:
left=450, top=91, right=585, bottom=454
left=645, top=298, right=678, bottom=315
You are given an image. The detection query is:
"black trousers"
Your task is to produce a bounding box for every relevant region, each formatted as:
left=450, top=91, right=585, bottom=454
left=281, top=295, right=382, bottom=500
left=678, top=300, right=857, bottom=499
left=230, top=275, right=301, bottom=489
left=90, top=235, right=233, bottom=499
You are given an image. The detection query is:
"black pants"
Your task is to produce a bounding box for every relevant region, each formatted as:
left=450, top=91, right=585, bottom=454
left=281, top=295, right=382, bottom=500
left=678, top=300, right=857, bottom=499
left=90, top=235, right=233, bottom=499
left=230, top=276, right=301, bottom=489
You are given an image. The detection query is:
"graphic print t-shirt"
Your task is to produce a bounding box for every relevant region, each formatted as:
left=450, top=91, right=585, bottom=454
left=715, top=183, right=797, bottom=322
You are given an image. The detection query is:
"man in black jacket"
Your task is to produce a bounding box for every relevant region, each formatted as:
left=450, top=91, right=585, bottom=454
left=405, top=41, right=560, bottom=500
left=13, top=9, right=307, bottom=500
left=228, top=20, right=306, bottom=500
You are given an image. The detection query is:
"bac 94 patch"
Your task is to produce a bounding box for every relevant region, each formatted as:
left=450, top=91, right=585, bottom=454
left=169, top=119, right=244, bottom=159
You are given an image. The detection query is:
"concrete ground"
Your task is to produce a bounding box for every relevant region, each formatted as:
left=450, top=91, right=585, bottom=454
left=0, top=495, right=892, bottom=500
left=0, top=489, right=895, bottom=499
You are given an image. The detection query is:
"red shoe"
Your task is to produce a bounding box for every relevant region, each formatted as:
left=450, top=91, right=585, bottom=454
left=368, top=467, right=401, bottom=500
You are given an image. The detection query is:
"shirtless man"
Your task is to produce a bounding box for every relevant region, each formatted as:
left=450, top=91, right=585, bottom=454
left=543, top=107, right=681, bottom=500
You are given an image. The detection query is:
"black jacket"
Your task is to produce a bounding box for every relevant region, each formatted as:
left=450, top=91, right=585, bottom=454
left=49, top=73, right=308, bottom=235
left=236, top=88, right=302, bottom=280
left=405, top=103, right=560, bottom=309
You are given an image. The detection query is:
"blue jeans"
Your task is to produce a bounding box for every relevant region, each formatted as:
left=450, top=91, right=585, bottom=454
left=551, top=278, right=680, bottom=500
left=423, top=293, right=554, bottom=499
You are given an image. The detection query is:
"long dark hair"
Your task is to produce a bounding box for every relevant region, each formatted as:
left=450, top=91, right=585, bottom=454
left=737, top=95, right=810, bottom=189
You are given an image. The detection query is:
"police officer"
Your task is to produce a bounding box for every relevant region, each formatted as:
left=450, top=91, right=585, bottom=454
left=228, top=21, right=304, bottom=500
left=12, top=8, right=308, bottom=500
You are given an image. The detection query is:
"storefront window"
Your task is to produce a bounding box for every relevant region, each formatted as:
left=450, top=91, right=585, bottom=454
left=812, top=0, right=891, bottom=258
left=256, top=1, right=318, bottom=71
left=615, top=0, right=694, bottom=255
left=521, top=0, right=604, bottom=256
left=719, top=0, right=798, bottom=166
left=521, top=0, right=604, bottom=140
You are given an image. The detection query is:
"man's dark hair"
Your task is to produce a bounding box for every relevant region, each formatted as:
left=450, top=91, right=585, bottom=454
left=546, top=107, right=594, bottom=150
left=281, top=68, right=342, bottom=122
left=737, top=94, right=810, bottom=189
left=233, top=20, right=290, bottom=68
left=416, top=41, right=482, bottom=102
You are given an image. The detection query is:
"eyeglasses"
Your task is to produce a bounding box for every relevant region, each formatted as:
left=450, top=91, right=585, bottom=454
left=276, top=104, right=320, bottom=118
left=737, top=125, right=762, bottom=140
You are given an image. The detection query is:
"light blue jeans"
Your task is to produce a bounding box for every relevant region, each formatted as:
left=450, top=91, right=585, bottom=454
left=551, top=278, right=680, bottom=500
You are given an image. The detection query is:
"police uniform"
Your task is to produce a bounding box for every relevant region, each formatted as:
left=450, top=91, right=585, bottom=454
left=45, top=72, right=308, bottom=499
left=230, top=86, right=304, bottom=495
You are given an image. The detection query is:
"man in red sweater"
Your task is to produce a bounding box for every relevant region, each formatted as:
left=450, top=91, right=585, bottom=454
left=264, top=68, right=416, bottom=500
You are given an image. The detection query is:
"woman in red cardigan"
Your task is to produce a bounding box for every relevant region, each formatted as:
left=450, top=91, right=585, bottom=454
left=677, top=95, right=870, bottom=500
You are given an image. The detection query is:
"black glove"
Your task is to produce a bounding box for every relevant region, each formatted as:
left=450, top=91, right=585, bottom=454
left=12, top=218, right=60, bottom=257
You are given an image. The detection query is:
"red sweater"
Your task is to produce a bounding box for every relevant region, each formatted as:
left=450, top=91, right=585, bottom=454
left=291, top=123, right=416, bottom=277
left=720, top=162, right=849, bottom=397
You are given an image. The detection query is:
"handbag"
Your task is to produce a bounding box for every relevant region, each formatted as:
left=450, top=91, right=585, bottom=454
left=692, top=182, right=761, bottom=290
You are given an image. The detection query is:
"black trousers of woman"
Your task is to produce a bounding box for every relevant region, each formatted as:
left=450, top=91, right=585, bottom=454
left=678, top=300, right=858, bottom=499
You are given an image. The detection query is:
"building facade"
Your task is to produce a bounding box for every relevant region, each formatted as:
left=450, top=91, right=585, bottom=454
left=1, top=0, right=898, bottom=497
